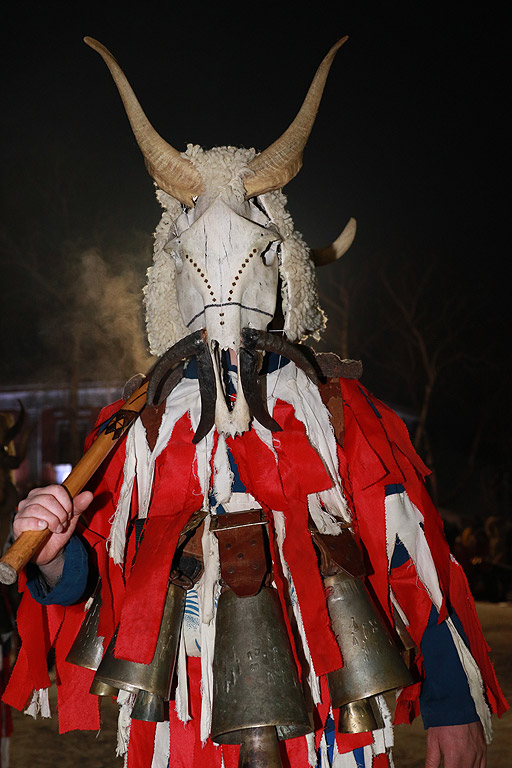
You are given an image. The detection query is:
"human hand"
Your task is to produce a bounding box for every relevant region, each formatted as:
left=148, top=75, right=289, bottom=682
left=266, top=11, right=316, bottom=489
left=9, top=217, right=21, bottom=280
left=14, top=485, right=93, bottom=566
left=425, top=722, right=486, bottom=768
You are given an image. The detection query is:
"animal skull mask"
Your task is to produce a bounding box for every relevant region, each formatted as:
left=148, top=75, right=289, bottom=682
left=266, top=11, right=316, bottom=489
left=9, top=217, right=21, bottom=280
left=85, top=37, right=357, bottom=439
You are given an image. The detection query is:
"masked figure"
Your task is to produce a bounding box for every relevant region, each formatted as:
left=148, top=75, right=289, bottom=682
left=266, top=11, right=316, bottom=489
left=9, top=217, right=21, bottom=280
left=4, top=37, right=507, bottom=768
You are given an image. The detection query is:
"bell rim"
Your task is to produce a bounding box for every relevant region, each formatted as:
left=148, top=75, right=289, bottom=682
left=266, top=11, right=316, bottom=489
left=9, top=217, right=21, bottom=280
left=212, top=721, right=313, bottom=745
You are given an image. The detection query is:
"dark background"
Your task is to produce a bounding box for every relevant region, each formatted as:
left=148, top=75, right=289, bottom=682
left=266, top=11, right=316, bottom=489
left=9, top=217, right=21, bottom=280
left=1, top=3, right=509, bottom=536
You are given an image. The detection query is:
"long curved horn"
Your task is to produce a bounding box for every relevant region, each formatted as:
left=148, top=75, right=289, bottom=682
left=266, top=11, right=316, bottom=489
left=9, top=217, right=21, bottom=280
left=84, top=37, right=203, bottom=207
left=243, top=36, right=348, bottom=199
left=311, top=217, right=357, bottom=266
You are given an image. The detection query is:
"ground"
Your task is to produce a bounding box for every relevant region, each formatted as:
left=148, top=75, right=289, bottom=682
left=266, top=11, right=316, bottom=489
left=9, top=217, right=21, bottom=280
left=7, top=602, right=511, bottom=767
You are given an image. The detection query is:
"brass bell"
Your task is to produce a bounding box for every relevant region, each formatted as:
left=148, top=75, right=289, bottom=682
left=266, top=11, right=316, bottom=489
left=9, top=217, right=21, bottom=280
left=211, top=587, right=312, bottom=746
left=325, top=572, right=413, bottom=713
left=66, top=579, right=105, bottom=672
left=91, top=581, right=186, bottom=721
left=337, top=696, right=384, bottom=733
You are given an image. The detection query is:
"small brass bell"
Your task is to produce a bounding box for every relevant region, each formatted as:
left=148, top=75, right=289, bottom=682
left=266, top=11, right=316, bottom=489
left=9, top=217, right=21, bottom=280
left=325, top=572, right=413, bottom=713
left=91, top=581, right=186, bottom=721
left=337, top=696, right=384, bottom=733
left=211, top=587, right=312, bottom=746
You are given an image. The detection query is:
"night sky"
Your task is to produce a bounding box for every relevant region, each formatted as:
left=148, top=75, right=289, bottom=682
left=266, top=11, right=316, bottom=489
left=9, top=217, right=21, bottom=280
left=1, top=3, right=508, bottom=491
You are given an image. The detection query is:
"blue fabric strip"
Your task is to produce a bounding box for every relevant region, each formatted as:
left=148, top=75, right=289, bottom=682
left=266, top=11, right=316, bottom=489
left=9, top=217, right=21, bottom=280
left=419, top=605, right=479, bottom=728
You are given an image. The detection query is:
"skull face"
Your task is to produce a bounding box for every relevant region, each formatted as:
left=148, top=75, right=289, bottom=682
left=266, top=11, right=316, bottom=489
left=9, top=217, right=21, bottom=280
left=167, top=198, right=281, bottom=354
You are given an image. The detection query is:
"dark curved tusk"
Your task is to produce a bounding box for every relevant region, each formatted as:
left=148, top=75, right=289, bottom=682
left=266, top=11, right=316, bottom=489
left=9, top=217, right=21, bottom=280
left=241, top=328, right=323, bottom=384
left=147, top=329, right=208, bottom=406
left=239, top=348, right=282, bottom=433
left=192, top=344, right=217, bottom=444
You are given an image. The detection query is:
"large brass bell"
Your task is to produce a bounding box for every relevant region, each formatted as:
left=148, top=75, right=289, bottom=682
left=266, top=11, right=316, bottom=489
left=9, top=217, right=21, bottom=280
left=211, top=586, right=312, bottom=748
left=90, top=581, right=186, bottom=721
left=324, top=572, right=413, bottom=731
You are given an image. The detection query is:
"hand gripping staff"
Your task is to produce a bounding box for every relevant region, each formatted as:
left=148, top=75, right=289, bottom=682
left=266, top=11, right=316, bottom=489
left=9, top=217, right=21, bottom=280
left=0, top=379, right=149, bottom=585
left=0, top=329, right=210, bottom=585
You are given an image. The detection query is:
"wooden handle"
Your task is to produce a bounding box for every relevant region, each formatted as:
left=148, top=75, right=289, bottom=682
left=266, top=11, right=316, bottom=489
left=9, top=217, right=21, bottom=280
left=0, top=381, right=149, bottom=585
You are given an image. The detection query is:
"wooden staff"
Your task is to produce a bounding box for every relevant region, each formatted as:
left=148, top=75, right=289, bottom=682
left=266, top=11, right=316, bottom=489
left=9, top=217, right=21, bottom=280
left=0, top=380, right=149, bottom=585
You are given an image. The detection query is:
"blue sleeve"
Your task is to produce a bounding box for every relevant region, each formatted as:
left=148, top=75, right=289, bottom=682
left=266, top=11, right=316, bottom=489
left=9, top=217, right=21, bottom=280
left=390, top=532, right=479, bottom=729
left=26, top=535, right=89, bottom=606
left=419, top=605, right=479, bottom=727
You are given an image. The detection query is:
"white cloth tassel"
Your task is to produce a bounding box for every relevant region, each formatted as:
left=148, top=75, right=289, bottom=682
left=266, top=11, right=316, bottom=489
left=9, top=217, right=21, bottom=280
left=198, top=516, right=221, bottom=626
left=199, top=587, right=220, bottom=743
left=175, top=623, right=190, bottom=723
left=116, top=690, right=136, bottom=757
left=446, top=615, right=493, bottom=743
left=24, top=688, right=51, bottom=719
left=318, top=732, right=330, bottom=768
left=306, top=732, right=318, bottom=767
left=151, top=721, right=171, bottom=768
left=107, top=427, right=137, bottom=564
left=371, top=694, right=394, bottom=755
left=213, top=434, right=234, bottom=505
left=308, top=493, right=346, bottom=536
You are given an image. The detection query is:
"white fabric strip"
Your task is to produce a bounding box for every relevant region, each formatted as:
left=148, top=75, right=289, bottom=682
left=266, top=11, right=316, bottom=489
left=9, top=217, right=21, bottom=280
left=306, top=731, right=318, bottom=767
left=445, top=614, right=493, bottom=743
left=384, top=490, right=444, bottom=610
left=24, top=688, right=50, bottom=719
left=116, top=690, right=135, bottom=757
left=371, top=694, right=394, bottom=755
left=151, top=721, right=171, bottom=768
left=175, top=622, right=191, bottom=723
left=107, top=426, right=137, bottom=564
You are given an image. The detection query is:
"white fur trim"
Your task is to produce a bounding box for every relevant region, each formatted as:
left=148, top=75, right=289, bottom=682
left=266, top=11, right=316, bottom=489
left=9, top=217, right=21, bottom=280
left=144, top=146, right=326, bottom=356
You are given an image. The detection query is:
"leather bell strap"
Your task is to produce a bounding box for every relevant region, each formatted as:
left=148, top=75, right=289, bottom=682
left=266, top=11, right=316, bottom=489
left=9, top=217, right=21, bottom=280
left=310, top=525, right=367, bottom=579
left=211, top=510, right=269, bottom=597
